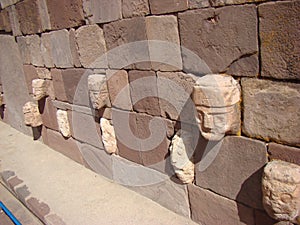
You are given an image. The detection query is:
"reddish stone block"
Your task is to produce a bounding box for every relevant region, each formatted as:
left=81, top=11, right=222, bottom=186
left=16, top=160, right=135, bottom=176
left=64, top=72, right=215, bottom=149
left=268, top=143, right=300, bottom=166
left=26, top=197, right=50, bottom=221
left=40, top=98, right=59, bottom=131
left=23, top=65, right=38, bottom=94
left=7, top=176, right=23, bottom=190
left=254, top=210, right=277, bottom=225
left=149, top=0, right=188, bottom=14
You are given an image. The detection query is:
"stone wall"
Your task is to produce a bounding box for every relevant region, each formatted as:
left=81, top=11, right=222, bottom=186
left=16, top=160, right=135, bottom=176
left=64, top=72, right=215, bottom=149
left=0, top=0, right=299, bottom=224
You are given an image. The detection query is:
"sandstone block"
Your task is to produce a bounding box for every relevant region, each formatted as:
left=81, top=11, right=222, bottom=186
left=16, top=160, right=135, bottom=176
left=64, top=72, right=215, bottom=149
left=0, top=9, right=11, bottom=32
left=268, top=143, right=300, bottom=166
left=179, top=5, right=258, bottom=76
left=23, top=65, right=38, bottom=94
left=32, top=79, right=48, bottom=100
left=149, top=0, right=188, bottom=14
left=17, top=35, right=43, bottom=66
left=69, top=28, right=81, bottom=68
left=75, top=25, right=107, bottom=69
left=40, top=98, right=59, bottom=131
left=36, top=68, right=51, bottom=80
left=56, top=109, right=71, bottom=138
left=7, top=5, right=21, bottom=36
left=188, top=184, right=255, bottom=225
left=40, top=33, right=54, bottom=68
left=262, top=160, right=300, bottom=224
left=100, top=118, right=117, bottom=154
left=88, top=74, right=110, bottom=109
left=195, top=136, right=267, bottom=209
left=122, top=0, right=149, bottom=18
left=242, top=78, right=300, bottom=146
left=259, top=1, right=300, bottom=80
left=46, top=0, right=84, bottom=30
left=211, top=0, right=267, bottom=6
left=188, top=0, right=210, bottom=9
left=23, top=101, right=42, bottom=127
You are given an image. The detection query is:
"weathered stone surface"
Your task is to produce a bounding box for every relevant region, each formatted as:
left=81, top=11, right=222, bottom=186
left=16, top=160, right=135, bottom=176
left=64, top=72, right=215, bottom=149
left=36, top=68, right=51, bottom=80
left=106, top=70, right=132, bottom=111
left=46, top=0, right=84, bottom=30
left=262, top=160, right=300, bottom=224
left=75, top=25, right=107, bottom=69
left=100, top=118, right=117, bottom=154
left=170, top=131, right=195, bottom=184
left=268, top=143, right=300, bottom=166
left=40, top=33, right=54, bottom=68
left=40, top=98, right=59, bottom=131
left=122, top=0, right=149, bottom=18
left=23, top=102, right=42, bottom=127
left=88, top=74, right=110, bottom=109
left=0, top=9, right=11, bottom=32
left=211, top=0, right=267, bottom=6
left=128, top=70, right=160, bottom=116
left=242, top=78, right=300, bottom=146
left=188, top=184, right=255, bottom=225
left=179, top=5, right=258, bottom=76
left=145, top=15, right=182, bottom=71
left=259, top=1, right=300, bottom=80
left=69, top=28, right=81, bottom=68
left=149, top=0, right=188, bottom=14
left=56, top=109, right=71, bottom=138
left=17, top=35, right=43, bottom=66
left=188, top=0, right=210, bottom=9
left=83, top=0, right=121, bottom=24
left=23, top=65, right=38, bottom=94
left=196, top=136, right=267, bottom=209
left=32, top=79, right=48, bottom=100
left=0, top=0, right=20, bottom=8
left=7, top=5, right=21, bottom=36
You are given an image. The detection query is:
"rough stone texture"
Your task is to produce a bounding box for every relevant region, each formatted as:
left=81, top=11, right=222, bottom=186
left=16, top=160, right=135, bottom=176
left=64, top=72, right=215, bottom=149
left=40, top=98, right=59, bottom=131
left=0, top=35, right=31, bottom=134
left=32, top=79, right=48, bottom=100
left=69, top=28, right=81, bottom=68
left=211, top=0, right=267, bottom=6
left=100, top=118, right=117, bottom=154
left=0, top=0, right=20, bottom=8
left=268, top=143, right=300, bottom=166
left=0, top=94, right=3, bottom=106
left=149, top=0, right=188, bottom=14
left=23, top=102, right=42, bottom=127
left=23, top=65, right=38, bottom=94
left=145, top=15, right=182, bottom=71
left=188, top=184, right=255, bottom=225
left=179, top=5, right=258, bottom=76
left=88, top=74, right=110, bottom=109
left=46, top=0, right=84, bottom=30
left=188, top=0, right=210, bottom=9
left=7, top=5, right=21, bottom=36
left=56, top=109, right=71, bottom=138
left=242, top=78, right=300, bottom=146
left=41, top=33, right=54, bottom=68
left=193, top=74, right=241, bottom=141
left=262, top=160, right=300, bottom=224
left=122, top=0, right=149, bottom=18
left=128, top=70, right=160, bottom=116
left=36, top=68, right=51, bottom=80
left=0, top=9, right=11, bottom=32
left=259, top=1, right=300, bottom=80
left=75, top=25, right=107, bottom=69
left=17, top=35, right=43, bottom=66
left=196, top=136, right=267, bottom=209
left=83, top=0, right=122, bottom=24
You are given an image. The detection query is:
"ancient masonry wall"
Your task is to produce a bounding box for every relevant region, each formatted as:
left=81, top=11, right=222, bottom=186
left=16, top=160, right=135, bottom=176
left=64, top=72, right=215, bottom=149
left=0, top=0, right=299, bottom=224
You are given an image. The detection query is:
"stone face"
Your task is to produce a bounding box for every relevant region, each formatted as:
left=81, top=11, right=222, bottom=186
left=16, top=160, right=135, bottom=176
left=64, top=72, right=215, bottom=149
left=100, top=118, right=117, bottom=154
left=56, top=109, right=71, bottom=138
left=128, top=70, right=160, bottom=116
left=23, top=102, right=42, bottom=127
left=242, top=78, right=300, bottom=146
left=262, top=160, right=300, bottom=224
left=195, top=136, right=267, bottom=209
left=40, top=98, right=59, bottom=131
left=41, top=33, right=54, bottom=68
left=149, top=0, right=188, bottom=14
left=268, top=143, right=300, bottom=166
left=46, top=0, right=84, bottom=30
left=188, top=184, right=255, bottom=225
left=88, top=74, right=110, bottom=109
left=145, top=15, right=182, bottom=71
left=32, top=79, right=48, bottom=100
left=259, top=1, right=300, bottom=80
left=188, top=0, right=210, bottom=9
left=75, top=25, right=107, bottom=69
left=17, top=35, right=43, bottom=66
left=7, top=5, right=21, bottom=36
left=179, top=5, right=258, bottom=76
left=83, top=0, right=122, bottom=24
left=23, top=65, right=38, bottom=94
left=122, top=0, right=149, bottom=18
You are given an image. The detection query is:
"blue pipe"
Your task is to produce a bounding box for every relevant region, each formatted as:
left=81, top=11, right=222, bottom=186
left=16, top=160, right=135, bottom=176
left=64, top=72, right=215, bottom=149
left=0, top=201, right=22, bottom=225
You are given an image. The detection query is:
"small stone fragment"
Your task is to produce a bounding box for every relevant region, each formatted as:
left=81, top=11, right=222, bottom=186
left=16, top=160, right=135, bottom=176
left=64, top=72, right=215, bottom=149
left=100, top=118, right=117, bottom=154
left=36, top=68, right=51, bottom=80
left=88, top=74, right=110, bottom=109
left=23, top=102, right=42, bottom=127
left=56, top=109, right=71, bottom=138
left=262, top=160, right=300, bottom=224
left=32, top=79, right=48, bottom=100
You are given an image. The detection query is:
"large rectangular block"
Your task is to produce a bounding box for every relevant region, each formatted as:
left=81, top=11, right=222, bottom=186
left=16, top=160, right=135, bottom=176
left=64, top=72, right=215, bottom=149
left=17, top=35, right=43, bottom=66
left=195, top=136, right=267, bottom=209
left=268, top=143, right=300, bottom=166
left=188, top=184, right=255, bottom=225
left=179, top=5, right=258, bottom=76
left=149, top=0, right=188, bottom=14
left=122, top=0, right=149, bottom=18
left=242, top=78, right=300, bottom=146
left=259, top=1, right=300, bottom=80
left=40, top=98, right=59, bottom=131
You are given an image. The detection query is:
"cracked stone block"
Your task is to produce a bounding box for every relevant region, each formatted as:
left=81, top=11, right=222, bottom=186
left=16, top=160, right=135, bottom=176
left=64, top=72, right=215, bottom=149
left=242, top=78, right=300, bottom=146
left=75, top=25, right=107, bottom=69
left=17, top=35, right=43, bottom=66
left=88, top=74, right=110, bottom=109
left=46, top=0, right=84, bottom=30
left=56, top=109, right=71, bottom=138
left=262, top=160, right=300, bottom=224
left=259, top=1, right=300, bottom=80
left=0, top=9, right=11, bottom=32
left=36, top=68, right=51, bottom=80
left=0, top=0, right=20, bottom=8
left=83, top=0, right=122, bottom=24
left=192, top=74, right=241, bottom=141
left=268, top=143, right=300, bottom=166
left=149, top=0, right=188, bottom=14
left=23, top=101, right=42, bottom=127
left=7, top=5, right=21, bottom=36
left=100, top=118, right=117, bottom=154
left=122, top=0, right=149, bottom=18
left=179, top=5, right=258, bottom=76
left=170, top=130, right=195, bottom=184
left=188, top=0, right=210, bottom=9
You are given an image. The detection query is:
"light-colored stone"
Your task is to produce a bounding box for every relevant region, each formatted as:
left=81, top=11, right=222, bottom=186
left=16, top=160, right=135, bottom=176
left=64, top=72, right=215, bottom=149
left=170, top=131, right=195, bottom=184
left=88, top=74, right=110, bottom=109
left=23, top=102, right=42, bottom=127
left=262, top=160, right=300, bottom=224
left=32, top=79, right=48, bottom=100
left=56, top=109, right=71, bottom=138
left=0, top=93, right=3, bottom=106
left=36, top=68, right=51, bottom=80
left=75, top=25, right=107, bottom=68
left=122, top=0, right=150, bottom=18
left=100, top=118, right=117, bottom=154
left=192, top=74, right=241, bottom=141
